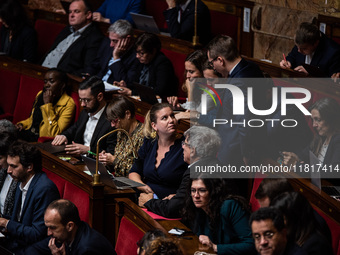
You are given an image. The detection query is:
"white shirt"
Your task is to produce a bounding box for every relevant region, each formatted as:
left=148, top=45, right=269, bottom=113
left=318, top=143, right=328, bottom=165
left=18, top=175, right=35, bottom=221
left=42, top=24, right=91, bottom=68
left=83, top=106, right=106, bottom=147
left=229, top=61, right=240, bottom=76
left=305, top=52, right=315, bottom=65
left=178, top=0, right=191, bottom=23
left=0, top=173, right=13, bottom=215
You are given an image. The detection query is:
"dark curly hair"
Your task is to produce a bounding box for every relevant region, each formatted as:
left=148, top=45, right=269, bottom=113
left=182, top=175, right=249, bottom=237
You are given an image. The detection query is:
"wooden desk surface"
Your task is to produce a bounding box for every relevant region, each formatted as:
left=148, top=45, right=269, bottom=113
left=158, top=219, right=216, bottom=254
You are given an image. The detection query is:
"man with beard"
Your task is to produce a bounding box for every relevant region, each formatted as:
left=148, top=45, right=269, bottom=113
left=52, top=76, right=115, bottom=156
left=0, top=142, right=60, bottom=253
left=23, top=199, right=116, bottom=255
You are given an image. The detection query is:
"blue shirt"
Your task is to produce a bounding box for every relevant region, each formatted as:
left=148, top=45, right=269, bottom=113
left=96, top=0, right=141, bottom=24
left=130, top=137, right=187, bottom=199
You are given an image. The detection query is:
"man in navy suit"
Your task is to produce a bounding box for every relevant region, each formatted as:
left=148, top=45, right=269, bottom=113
left=201, top=35, right=265, bottom=168
left=52, top=76, right=116, bottom=155
left=23, top=199, right=116, bottom=255
left=89, top=19, right=138, bottom=85
left=0, top=142, right=60, bottom=253
left=280, top=22, right=340, bottom=78
left=42, top=0, right=103, bottom=77
left=163, top=0, right=211, bottom=45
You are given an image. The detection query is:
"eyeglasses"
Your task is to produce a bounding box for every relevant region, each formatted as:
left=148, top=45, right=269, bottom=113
left=208, top=57, right=218, bottom=68
left=181, top=141, right=190, bottom=147
left=79, top=98, right=94, bottom=104
left=110, top=118, right=120, bottom=124
left=191, top=188, right=207, bottom=196
left=253, top=231, right=275, bottom=242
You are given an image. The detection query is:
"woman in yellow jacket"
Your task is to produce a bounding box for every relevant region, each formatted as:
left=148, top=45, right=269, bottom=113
left=16, top=68, right=76, bottom=142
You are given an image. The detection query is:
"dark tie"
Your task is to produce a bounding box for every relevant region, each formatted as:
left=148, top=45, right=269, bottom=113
left=139, top=65, right=150, bottom=85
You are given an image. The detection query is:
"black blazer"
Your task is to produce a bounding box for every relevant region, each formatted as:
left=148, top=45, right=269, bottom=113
left=130, top=51, right=178, bottom=97
left=62, top=106, right=116, bottom=154
left=89, top=37, right=139, bottom=84
left=42, top=23, right=104, bottom=77
left=163, top=0, right=211, bottom=45
left=286, top=33, right=340, bottom=77
left=23, top=221, right=116, bottom=255
left=0, top=25, right=37, bottom=63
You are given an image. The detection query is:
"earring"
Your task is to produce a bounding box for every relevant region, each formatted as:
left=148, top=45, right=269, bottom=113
left=150, top=130, right=157, bottom=139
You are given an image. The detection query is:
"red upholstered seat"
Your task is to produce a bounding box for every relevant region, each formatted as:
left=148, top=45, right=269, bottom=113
left=44, top=168, right=66, bottom=198
left=12, top=75, right=44, bottom=124
left=35, top=19, right=66, bottom=61
left=314, top=207, right=340, bottom=255
left=0, top=69, right=21, bottom=120
left=115, top=216, right=144, bottom=255
left=210, top=10, right=238, bottom=40
left=63, top=181, right=89, bottom=223
left=70, top=91, right=80, bottom=122
left=161, top=48, right=187, bottom=98
left=144, top=0, right=168, bottom=30
left=249, top=173, right=266, bottom=212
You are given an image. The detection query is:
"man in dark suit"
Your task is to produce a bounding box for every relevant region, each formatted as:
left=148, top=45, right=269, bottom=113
left=280, top=22, right=340, bottom=78
left=251, top=207, right=308, bottom=255
left=89, top=19, right=138, bottom=85
left=22, top=199, right=116, bottom=255
left=0, top=142, right=60, bottom=253
left=163, top=0, right=211, bottom=45
left=201, top=35, right=265, bottom=167
left=52, top=76, right=115, bottom=155
left=41, top=0, right=104, bottom=77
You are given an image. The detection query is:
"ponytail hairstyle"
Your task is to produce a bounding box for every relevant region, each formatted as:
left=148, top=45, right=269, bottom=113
left=143, top=103, right=173, bottom=139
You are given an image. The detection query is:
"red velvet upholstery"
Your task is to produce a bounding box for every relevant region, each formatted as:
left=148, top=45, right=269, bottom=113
left=12, top=75, right=44, bottom=124
left=44, top=168, right=65, bottom=198
left=314, top=207, right=340, bottom=255
left=249, top=173, right=266, bottom=212
left=115, top=216, right=144, bottom=255
left=70, top=91, right=80, bottom=122
left=0, top=69, right=21, bottom=120
left=34, top=19, right=66, bottom=61
left=161, top=48, right=187, bottom=98
left=135, top=114, right=145, bottom=123
left=210, top=10, right=238, bottom=40
left=144, top=0, right=168, bottom=30
left=63, top=181, right=89, bottom=223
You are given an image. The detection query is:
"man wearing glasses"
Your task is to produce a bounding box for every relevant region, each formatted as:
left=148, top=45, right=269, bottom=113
left=52, top=76, right=115, bottom=156
left=250, top=207, right=306, bottom=255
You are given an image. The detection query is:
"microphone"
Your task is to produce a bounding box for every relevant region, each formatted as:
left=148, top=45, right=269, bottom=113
left=192, top=0, right=199, bottom=46
left=92, top=128, right=138, bottom=185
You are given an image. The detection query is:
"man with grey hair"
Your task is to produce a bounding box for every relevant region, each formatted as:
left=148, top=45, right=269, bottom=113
left=143, top=125, right=237, bottom=218
left=89, top=19, right=138, bottom=84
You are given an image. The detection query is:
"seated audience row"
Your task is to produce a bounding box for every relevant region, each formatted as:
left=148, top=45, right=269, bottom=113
left=16, top=69, right=75, bottom=142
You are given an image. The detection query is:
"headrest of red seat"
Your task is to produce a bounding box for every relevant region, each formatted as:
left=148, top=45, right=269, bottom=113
left=160, top=49, right=187, bottom=98
left=63, top=181, right=89, bottom=223
left=115, top=216, right=145, bottom=255
left=13, top=75, right=44, bottom=124
left=314, top=207, right=340, bottom=255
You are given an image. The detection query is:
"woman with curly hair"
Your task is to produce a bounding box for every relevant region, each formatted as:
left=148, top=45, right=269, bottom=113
left=182, top=176, right=256, bottom=255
